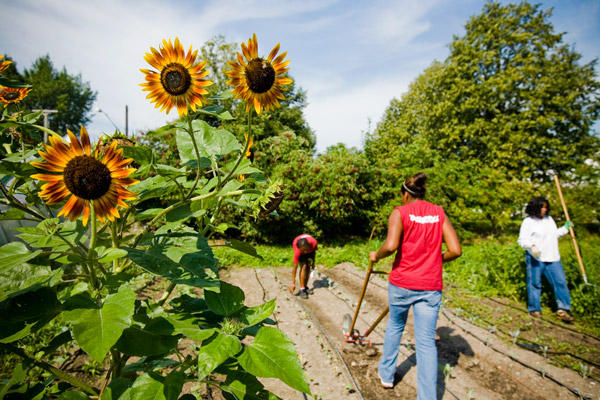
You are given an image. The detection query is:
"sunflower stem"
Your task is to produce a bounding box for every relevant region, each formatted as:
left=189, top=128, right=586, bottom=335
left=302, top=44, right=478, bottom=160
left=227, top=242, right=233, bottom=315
left=201, top=196, right=224, bottom=237
left=87, top=202, right=99, bottom=290
left=158, top=282, right=177, bottom=307
left=0, top=182, right=46, bottom=221
left=186, top=116, right=204, bottom=199
left=220, top=112, right=252, bottom=187
left=111, top=221, right=119, bottom=272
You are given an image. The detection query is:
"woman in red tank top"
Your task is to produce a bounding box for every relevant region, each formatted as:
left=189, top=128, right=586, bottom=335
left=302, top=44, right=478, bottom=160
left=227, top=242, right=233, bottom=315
left=369, top=172, right=462, bottom=398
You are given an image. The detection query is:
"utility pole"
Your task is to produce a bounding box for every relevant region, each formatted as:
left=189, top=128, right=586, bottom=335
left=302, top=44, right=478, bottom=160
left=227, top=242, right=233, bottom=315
left=125, top=105, right=129, bottom=137
left=33, top=109, right=58, bottom=143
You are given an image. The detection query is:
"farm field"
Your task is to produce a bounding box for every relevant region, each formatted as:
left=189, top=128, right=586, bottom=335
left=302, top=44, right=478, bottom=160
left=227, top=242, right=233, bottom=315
left=213, top=263, right=600, bottom=400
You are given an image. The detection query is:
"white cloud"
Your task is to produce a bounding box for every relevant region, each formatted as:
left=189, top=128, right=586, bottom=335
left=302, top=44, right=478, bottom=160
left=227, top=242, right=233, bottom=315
left=1, top=0, right=598, bottom=148
left=305, top=75, right=412, bottom=153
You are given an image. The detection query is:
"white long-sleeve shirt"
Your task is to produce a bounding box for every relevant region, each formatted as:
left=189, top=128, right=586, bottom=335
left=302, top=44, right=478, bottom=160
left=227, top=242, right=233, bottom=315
left=517, top=215, right=568, bottom=262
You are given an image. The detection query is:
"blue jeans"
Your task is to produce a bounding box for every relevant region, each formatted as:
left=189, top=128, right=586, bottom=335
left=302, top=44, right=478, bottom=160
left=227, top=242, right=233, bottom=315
left=378, top=284, right=441, bottom=400
left=525, top=253, right=571, bottom=312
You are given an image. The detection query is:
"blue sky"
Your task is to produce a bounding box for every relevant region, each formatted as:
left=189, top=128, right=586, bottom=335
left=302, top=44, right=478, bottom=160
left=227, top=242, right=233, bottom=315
left=1, top=0, right=598, bottom=153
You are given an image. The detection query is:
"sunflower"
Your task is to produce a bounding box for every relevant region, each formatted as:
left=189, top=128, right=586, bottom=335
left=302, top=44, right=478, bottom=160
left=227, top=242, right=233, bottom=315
left=0, top=55, right=11, bottom=73
left=140, top=38, right=213, bottom=116
left=244, top=134, right=253, bottom=159
left=30, top=126, right=139, bottom=226
left=0, top=86, right=32, bottom=106
left=226, top=33, right=293, bottom=115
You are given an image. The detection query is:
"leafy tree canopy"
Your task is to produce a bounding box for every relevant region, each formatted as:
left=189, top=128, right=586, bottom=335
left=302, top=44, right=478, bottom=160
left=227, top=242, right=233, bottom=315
left=366, top=1, right=600, bottom=182
left=4, top=55, right=97, bottom=133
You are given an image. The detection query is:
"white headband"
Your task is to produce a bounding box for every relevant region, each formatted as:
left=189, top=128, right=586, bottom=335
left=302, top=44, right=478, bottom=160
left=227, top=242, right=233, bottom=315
left=402, top=181, right=418, bottom=196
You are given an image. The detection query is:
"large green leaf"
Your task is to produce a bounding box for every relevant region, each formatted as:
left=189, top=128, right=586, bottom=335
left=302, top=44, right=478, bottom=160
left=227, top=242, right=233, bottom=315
left=128, top=372, right=183, bottom=400
left=163, top=316, right=216, bottom=341
left=0, top=363, right=26, bottom=400
left=58, top=390, right=90, bottom=400
left=126, top=232, right=218, bottom=288
left=0, top=242, right=42, bottom=272
left=115, top=324, right=180, bottom=357
left=126, top=249, right=218, bottom=289
left=197, top=332, right=242, bottom=380
left=101, top=377, right=133, bottom=400
left=237, top=327, right=310, bottom=394
left=0, top=244, right=63, bottom=303
left=62, top=287, right=136, bottom=362
left=132, top=175, right=178, bottom=201
left=177, top=120, right=241, bottom=162
left=224, top=239, right=263, bottom=260
left=205, top=282, right=245, bottom=316
left=0, top=287, right=61, bottom=343
left=239, top=299, right=276, bottom=327
left=221, top=370, right=282, bottom=400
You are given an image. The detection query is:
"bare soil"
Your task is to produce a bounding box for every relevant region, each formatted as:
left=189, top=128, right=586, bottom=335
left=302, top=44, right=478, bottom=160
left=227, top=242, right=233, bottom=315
left=220, top=263, right=600, bottom=400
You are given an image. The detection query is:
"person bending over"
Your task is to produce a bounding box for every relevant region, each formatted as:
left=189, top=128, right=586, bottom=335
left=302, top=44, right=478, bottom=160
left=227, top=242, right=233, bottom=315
left=290, top=233, right=318, bottom=299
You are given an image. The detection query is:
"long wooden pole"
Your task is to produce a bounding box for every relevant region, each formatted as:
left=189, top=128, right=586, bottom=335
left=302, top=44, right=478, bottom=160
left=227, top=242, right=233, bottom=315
left=349, top=260, right=373, bottom=337
left=553, top=175, right=588, bottom=284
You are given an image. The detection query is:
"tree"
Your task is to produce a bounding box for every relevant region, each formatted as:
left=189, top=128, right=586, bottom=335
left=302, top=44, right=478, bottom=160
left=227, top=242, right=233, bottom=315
left=234, top=144, right=381, bottom=243
left=366, top=1, right=600, bottom=182
left=9, top=54, right=97, bottom=133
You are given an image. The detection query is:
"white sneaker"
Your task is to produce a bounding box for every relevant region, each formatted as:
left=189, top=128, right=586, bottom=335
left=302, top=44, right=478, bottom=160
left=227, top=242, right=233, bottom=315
left=378, top=372, right=393, bottom=389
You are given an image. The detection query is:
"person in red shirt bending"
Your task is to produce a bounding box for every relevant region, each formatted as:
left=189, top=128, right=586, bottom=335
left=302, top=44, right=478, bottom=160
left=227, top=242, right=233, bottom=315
left=289, top=234, right=318, bottom=299
left=370, top=172, right=462, bottom=398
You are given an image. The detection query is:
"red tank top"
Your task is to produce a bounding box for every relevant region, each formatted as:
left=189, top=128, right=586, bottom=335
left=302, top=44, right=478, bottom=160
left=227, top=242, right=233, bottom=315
left=389, top=200, right=445, bottom=290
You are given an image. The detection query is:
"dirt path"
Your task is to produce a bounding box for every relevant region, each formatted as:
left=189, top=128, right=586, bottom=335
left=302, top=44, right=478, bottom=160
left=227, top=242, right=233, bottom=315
left=220, top=263, right=600, bottom=400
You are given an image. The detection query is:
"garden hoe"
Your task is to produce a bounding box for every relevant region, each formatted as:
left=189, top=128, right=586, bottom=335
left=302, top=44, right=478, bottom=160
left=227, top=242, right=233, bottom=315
left=553, top=175, right=590, bottom=285
left=342, top=260, right=390, bottom=345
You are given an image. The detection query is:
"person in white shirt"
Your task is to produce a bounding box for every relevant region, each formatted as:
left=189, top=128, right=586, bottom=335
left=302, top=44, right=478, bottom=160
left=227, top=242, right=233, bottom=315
left=518, top=196, right=574, bottom=322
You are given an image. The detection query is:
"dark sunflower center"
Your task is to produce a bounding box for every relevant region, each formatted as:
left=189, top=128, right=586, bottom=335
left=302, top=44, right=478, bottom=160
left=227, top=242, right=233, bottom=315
left=160, top=63, right=192, bottom=95
left=4, top=92, right=19, bottom=100
left=63, top=156, right=112, bottom=200
left=245, top=58, right=275, bottom=94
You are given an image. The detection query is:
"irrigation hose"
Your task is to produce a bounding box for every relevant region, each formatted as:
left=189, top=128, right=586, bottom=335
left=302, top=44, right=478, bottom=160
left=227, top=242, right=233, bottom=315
left=346, top=267, right=600, bottom=372
left=269, top=268, right=366, bottom=400
left=441, top=307, right=593, bottom=400
left=325, top=267, right=596, bottom=399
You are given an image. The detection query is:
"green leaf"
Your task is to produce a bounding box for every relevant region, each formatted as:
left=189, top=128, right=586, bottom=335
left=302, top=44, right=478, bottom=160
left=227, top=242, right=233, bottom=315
left=205, top=282, right=245, bottom=316
left=125, top=233, right=219, bottom=288
left=177, top=120, right=241, bottom=163
left=58, top=390, right=91, bottom=400
left=237, top=327, right=310, bottom=394
left=133, top=175, right=178, bottom=201
left=126, top=248, right=218, bottom=289
left=0, top=208, right=26, bottom=220
left=224, top=239, right=263, bottom=260
left=221, top=370, right=283, bottom=400
left=197, top=332, right=242, bottom=380
left=102, top=377, right=133, bottom=400
left=129, top=372, right=182, bottom=400
left=134, top=208, right=164, bottom=221
left=62, top=287, right=136, bottom=362
left=115, top=324, right=180, bottom=357
left=121, top=145, right=153, bottom=168
left=163, top=316, right=216, bottom=341
left=0, top=363, right=27, bottom=399
left=0, top=242, right=42, bottom=273
left=98, top=247, right=128, bottom=263
left=0, top=287, right=61, bottom=343
left=239, top=299, right=276, bottom=327
left=0, top=158, right=37, bottom=178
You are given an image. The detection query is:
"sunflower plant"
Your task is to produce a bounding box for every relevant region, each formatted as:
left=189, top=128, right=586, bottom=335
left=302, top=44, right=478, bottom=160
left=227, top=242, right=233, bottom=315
left=0, top=37, right=307, bottom=399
